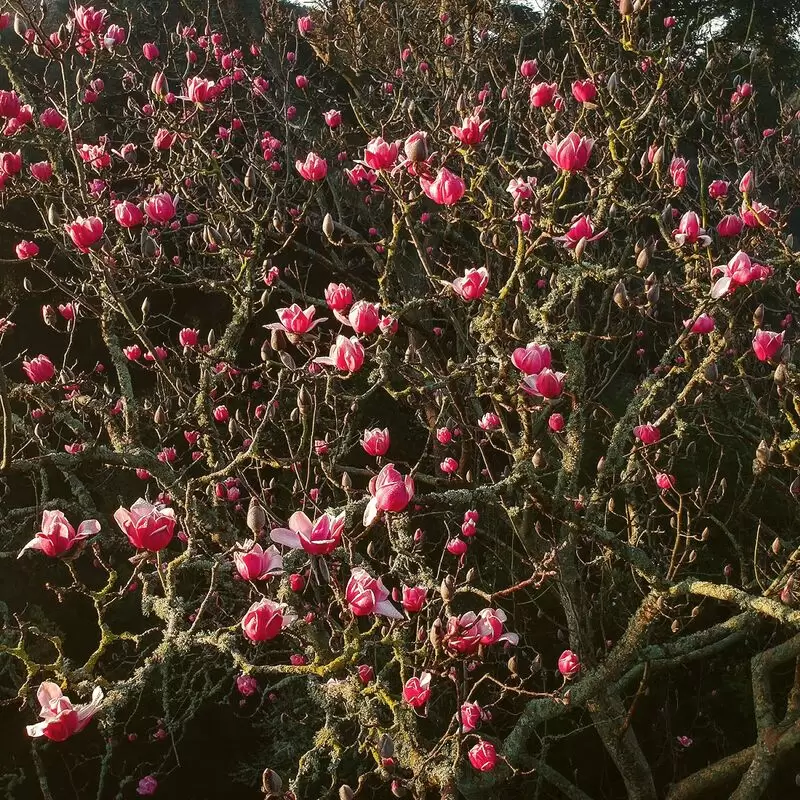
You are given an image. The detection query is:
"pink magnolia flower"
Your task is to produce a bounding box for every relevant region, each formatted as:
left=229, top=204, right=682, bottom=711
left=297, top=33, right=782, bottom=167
left=136, top=776, right=158, bottom=796
left=114, top=498, right=176, bottom=552
left=554, top=215, right=607, bottom=249
left=673, top=211, right=711, bottom=246
left=633, top=424, right=661, bottom=445
left=114, top=201, right=144, bottom=228
left=420, top=167, right=465, bottom=205
left=440, top=457, right=459, bottom=474
left=236, top=674, right=259, bottom=697
left=479, top=412, right=501, bottom=430
left=450, top=114, right=491, bottom=146
left=362, top=427, right=390, bottom=456
left=403, top=672, right=432, bottom=708
left=241, top=598, right=296, bottom=642
left=571, top=79, right=597, bottom=103
left=444, top=608, right=519, bottom=655
left=558, top=649, right=581, bottom=678
left=451, top=267, right=489, bottom=301
left=23, top=354, right=55, bottom=383
left=710, top=250, right=772, bottom=299
left=521, top=368, right=566, bottom=399
left=740, top=201, right=776, bottom=228
left=297, top=15, right=314, bottom=35
left=345, top=567, right=402, bottom=619
left=468, top=740, right=498, bottom=772
left=314, top=335, right=365, bottom=372
left=142, top=42, right=159, bottom=61
left=677, top=735, right=693, bottom=748
left=179, top=328, right=199, bottom=347
left=65, top=216, right=104, bottom=253
left=29, top=161, right=53, bottom=182
left=184, top=77, right=216, bottom=104
left=506, top=176, right=537, bottom=202
left=655, top=472, right=676, bottom=490
left=684, top=314, right=716, bottom=334
left=324, top=282, right=353, bottom=312
left=708, top=180, right=730, bottom=200
left=752, top=329, right=784, bottom=362
left=670, top=157, right=688, bottom=189
left=267, top=304, right=325, bottom=335
left=323, top=109, right=342, bottom=128
left=520, top=59, right=538, bottom=78
left=152, top=129, right=177, bottom=150
left=346, top=300, right=380, bottom=334
left=363, top=463, right=415, bottom=525
left=664, top=15, right=677, bottom=27
left=40, top=108, right=66, bottom=131
left=363, top=136, right=399, bottom=170
left=529, top=81, right=557, bottom=107
left=549, top=413, right=565, bottom=432
left=26, top=681, right=104, bottom=741
left=270, top=511, right=344, bottom=555
left=144, top=192, right=177, bottom=224
left=0, top=150, right=21, bottom=177
left=344, top=164, right=378, bottom=189
left=74, top=6, right=108, bottom=35
left=295, top=152, right=328, bottom=181
left=543, top=132, right=594, bottom=171
left=402, top=585, right=428, bottom=613
left=18, top=510, right=100, bottom=558
left=739, top=170, right=753, bottom=194
left=460, top=701, right=484, bottom=732
left=512, top=343, right=551, bottom=374
left=447, top=537, right=468, bottom=556
left=233, top=541, right=283, bottom=580
left=16, top=240, right=39, bottom=259
left=716, top=214, right=743, bottom=238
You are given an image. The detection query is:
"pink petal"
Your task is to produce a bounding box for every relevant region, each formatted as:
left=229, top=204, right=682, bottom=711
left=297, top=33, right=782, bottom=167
left=269, top=528, right=302, bottom=549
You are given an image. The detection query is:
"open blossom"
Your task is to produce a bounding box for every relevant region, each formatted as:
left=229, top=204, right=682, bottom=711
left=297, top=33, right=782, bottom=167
left=233, top=542, right=283, bottom=580
left=74, top=6, right=108, bottom=35
left=267, top=304, right=325, bottom=335
left=450, top=114, right=491, bottom=146
left=403, top=672, right=432, bottom=708
left=344, top=164, right=378, bottom=189
left=241, top=598, right=296, bottom=642
left=673, top=211, right=711, bottom=246
left=740, top=201, right=776, bottom=228
left=521, top=368, right=566, bottom=399
left=314, top=335, right=365, bottom=372
left=670, top=157, right=688, bottom=188
left=752, top=329, right=784, bottom=362
left=558, top=649, right=581, bottom=678
left=0, top=150, right=22, bottom=176
left=634, top=423, right=661, bottom=445
left=345, top=567, right=403, bottom=619
left=684, top=314, right=715, bottom=334
left=571, top=79, right=597, bottom=103
left=136, top=776, right=158, bottom=797
left=512, top=342, right=551, bottom=374
left=362, top=427, right=390, bottom=456
left=363, top=136, right=399, bottom=170
left=65, top=216, right=104, bottom=253
left=324, top=282, right=353, bottom=312
left=420, top=167, right=465, bottom=205
left=178, top=328, right=199, bottom=347
left=270, top=511, right=344, bottom=555
left=710, top=250, right=772, bottom=299
left=451, top=267, right=489, bottom=300
left=346, top=300, right=380, bottom=334
left=479, top=412, right=501, bottom=430
left=29, top=161, right=53, bottom=182
left=18, top=510, right=100, bottom=558
left=114, top=498, right=176, bottom=551
left=40, top=107, right=66, bottom=131
left=529, top=81, right=557, bottom=107
left=543, top=132, right=593, bottom=171
left=16, top=240, right=39, bottom=259
left=295, top=151, right=328, bottom=181
left=444, top=608, right=519, bottom=654
left=185, top=77, right=216, bottom=104
left=323, top=109, right=342, bottom=128
left=506, top=176, right=537, bottom=202
left=363, top=463, right=415, bottom=525
left=26, top=682, right=104, bottom=741
left=554, top=215, right=607, bottom=248
left=23, top=354, right=55, bottom=383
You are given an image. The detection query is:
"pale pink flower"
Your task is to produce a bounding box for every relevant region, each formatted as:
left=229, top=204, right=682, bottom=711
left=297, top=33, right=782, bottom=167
left=26, top=681, right=103, bottom=741
left=18, top=510, right=100, bottom=558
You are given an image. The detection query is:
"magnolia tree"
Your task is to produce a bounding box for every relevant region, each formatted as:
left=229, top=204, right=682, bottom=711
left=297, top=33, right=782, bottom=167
left=1, top=0, right=800, bottom=797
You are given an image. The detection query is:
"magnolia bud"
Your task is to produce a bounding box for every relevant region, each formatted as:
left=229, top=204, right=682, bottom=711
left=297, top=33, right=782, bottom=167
left=339, top=788, right=355, bottom=800
left=613, top=281, right=629, bottom=309
left=244, top=165, right=257, bottom=190
left=322, top=213, right=335, bottom=240
left=440, top=575, right=454, bottom=603
left=153, top=405, right=167, bottom=425
left=48, top=204, right=61, bottom=226
left=532, top=448, right=546, bottom=468
left=772, top=537, right=782, bottom=555
left=261, top=769, right=282, bottom=797
left=341, top=471, right=352, bottom=490
left=247, top=498, right=267, bottom=534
